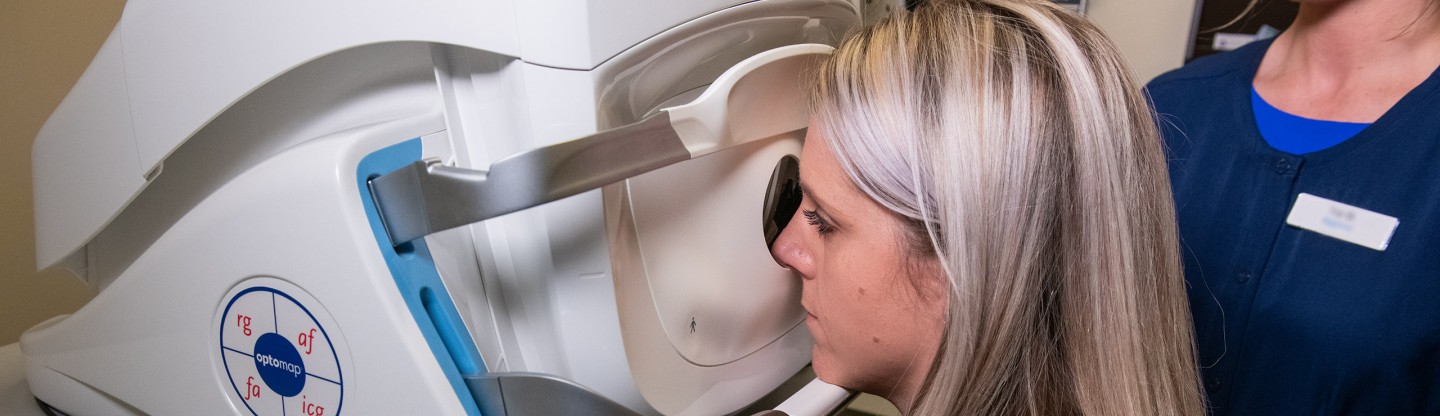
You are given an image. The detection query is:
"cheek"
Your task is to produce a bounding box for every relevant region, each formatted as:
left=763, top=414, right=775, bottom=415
left=807, top=251, right=937, bottom=389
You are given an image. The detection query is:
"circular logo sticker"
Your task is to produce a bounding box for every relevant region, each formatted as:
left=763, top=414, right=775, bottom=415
left=217, top=277, right=345, bottom=416
left=253, top=332, right=307, bottom=396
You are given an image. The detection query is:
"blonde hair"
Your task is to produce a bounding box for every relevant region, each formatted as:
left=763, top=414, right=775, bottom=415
left=808, top=1, right=1204, bottom=414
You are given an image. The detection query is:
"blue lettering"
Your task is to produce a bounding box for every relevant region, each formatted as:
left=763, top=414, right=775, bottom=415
left=1321, top=216, right=1353, bottom=232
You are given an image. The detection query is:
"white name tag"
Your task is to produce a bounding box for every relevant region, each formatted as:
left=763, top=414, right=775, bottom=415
left=1285, top=193, right=1399, bottom=251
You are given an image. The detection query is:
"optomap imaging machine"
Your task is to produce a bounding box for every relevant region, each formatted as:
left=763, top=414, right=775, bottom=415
left=1, top=0, right=887, bottom=414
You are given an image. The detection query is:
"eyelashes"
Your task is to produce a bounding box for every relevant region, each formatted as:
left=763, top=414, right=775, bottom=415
left=803, top=209, right=834, bottom=234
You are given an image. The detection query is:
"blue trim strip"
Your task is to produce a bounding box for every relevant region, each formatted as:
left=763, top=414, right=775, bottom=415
left=357, top=139, right=486, bottom=416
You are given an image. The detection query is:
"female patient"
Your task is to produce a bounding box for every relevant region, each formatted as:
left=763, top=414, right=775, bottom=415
left=769, top=0, right=1204, bottom=414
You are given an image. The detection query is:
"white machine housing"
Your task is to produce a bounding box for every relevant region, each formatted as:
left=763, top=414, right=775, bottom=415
left=20, top=0, right=868, bottom=415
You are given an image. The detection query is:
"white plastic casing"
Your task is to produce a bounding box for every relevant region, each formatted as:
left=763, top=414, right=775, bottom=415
left=24, top=115, right=462, bottom=415
left=32, top=0, right=764, bottom=270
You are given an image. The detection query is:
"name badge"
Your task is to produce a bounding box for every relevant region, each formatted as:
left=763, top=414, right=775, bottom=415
left=1285, top=193, right=1399, bottom=251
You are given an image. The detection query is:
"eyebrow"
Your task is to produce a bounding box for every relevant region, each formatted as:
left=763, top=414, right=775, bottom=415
left=796, top=177, right=838, bottom=215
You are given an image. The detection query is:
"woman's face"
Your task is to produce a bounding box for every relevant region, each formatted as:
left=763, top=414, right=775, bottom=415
left=769, top=121, right=948, bottom=399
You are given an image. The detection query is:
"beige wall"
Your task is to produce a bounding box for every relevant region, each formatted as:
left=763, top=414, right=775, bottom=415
left=1089, top=0, right=1199, bottom=83
left=0, top=1, right=124, bottom=345
left=0, top=0, right=1197, bottom=348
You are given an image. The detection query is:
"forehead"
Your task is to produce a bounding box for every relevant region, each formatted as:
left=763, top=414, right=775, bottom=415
left=799, top=123, right=842, bottom=187
left=798, top=121, right=869, bottom=214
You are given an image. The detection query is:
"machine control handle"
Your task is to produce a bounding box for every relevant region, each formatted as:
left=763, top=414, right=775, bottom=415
left=369, top=112, right=689, bottom=244
left=369, top=43, right=834, bottom=245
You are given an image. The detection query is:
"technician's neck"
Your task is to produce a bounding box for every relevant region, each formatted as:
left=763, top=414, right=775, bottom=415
left=1255, top=0, right=1440, bottom=121
left=1269, top=0, right=1440, bottom=81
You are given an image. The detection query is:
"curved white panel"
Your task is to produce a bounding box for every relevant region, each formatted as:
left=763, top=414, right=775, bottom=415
left=628, top=136, right=806, bottom=366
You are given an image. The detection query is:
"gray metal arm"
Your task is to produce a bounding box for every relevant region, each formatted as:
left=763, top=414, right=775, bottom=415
left=369, top=111, right=691, bottom=244
left=368, top=43, right=833, bottom=245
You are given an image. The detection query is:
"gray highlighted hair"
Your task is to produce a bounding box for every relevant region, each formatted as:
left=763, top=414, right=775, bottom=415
left=809, top=0, right=1204, bottom=414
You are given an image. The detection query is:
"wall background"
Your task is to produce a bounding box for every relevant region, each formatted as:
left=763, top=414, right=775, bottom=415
left=0, top=0, right=124, bottom=346
left=0, top=0, right=1198, bottom=352
left=1089, top=0, right=1200, bottom=83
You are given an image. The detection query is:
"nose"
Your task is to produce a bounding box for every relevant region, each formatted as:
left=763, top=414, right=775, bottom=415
left=769, top=210, right=815, bottom=279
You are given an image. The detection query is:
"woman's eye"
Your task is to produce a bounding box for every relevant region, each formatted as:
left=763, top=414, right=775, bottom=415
left=802, top=210, right=834, bottom=234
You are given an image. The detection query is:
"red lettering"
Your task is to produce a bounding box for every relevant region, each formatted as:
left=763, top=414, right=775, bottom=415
left=302, top=395, right=325, bottom=415
left=297, top=328, right=317, bottom=355
left=237, top=315, right=252, bottom=336
left=245, top=376, right=261, bottom=400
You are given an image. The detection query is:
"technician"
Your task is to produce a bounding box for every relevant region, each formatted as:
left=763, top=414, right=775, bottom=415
left=1147, top=0, right=1440, bottom=414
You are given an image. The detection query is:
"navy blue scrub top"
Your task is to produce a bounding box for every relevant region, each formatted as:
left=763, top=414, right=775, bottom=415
left=1147, top=39, right=1440, bottom=415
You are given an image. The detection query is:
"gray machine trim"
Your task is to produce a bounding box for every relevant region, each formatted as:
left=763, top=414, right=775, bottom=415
left=368, top=111, right=690, bottom=244
left=466, top=373, right=644, bottom=416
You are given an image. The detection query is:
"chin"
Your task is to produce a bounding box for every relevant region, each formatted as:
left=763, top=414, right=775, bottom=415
left=809, top=346, right=844, bottom=386
left=810, top=345, right=830, bottom=373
